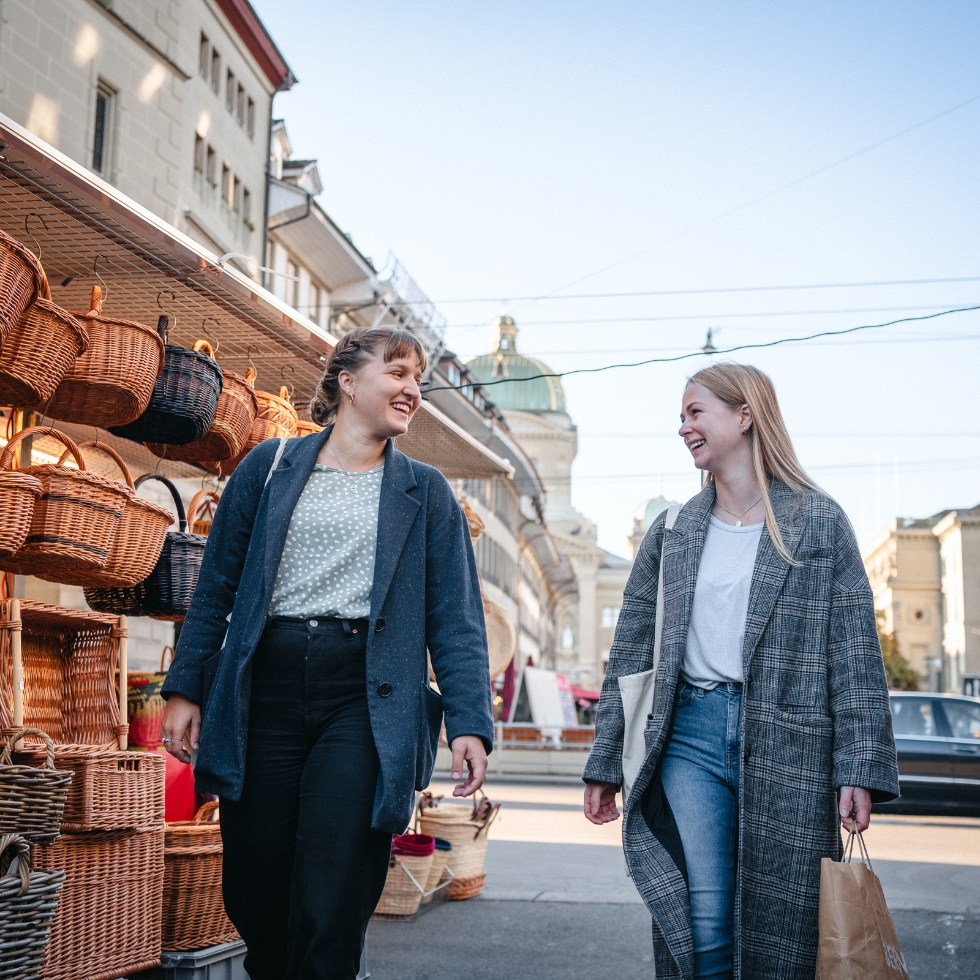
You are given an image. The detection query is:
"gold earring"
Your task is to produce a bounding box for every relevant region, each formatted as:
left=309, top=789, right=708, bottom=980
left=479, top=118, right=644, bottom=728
left=348, top=388, right=354, bottom=405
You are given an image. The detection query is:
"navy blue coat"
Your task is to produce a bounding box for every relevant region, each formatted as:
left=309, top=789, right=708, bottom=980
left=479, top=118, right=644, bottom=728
left=161, top=427, right=494, bottom=834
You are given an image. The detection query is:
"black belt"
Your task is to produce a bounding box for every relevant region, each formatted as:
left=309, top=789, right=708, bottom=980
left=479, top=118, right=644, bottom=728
left=266, top=616, right=369, bottom=636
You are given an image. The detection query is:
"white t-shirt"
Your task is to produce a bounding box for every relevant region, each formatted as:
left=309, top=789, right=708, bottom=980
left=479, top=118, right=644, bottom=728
left=681, top=514, right=764, bottom=690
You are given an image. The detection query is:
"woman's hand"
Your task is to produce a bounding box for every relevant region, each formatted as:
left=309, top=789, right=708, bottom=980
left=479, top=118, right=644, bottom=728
left=584, top=781, right=621, bottom=825
left=839, top=786, right=872, bottom=833
left=450, top=736, right=487, bottom=797
left=160, top=694, right=201, bottom=765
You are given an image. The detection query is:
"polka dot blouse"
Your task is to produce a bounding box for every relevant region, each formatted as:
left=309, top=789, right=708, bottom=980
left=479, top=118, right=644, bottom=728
left=268, top=464, right=385, bottom=620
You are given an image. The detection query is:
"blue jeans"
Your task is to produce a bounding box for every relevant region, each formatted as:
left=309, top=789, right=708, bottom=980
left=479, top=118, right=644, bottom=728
left=660, top=682, right=742, bottom=980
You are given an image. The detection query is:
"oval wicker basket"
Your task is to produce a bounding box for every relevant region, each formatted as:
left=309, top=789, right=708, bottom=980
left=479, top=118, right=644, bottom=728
left=110, top=331, right=223, bottom=446
left=146, top=350, right=257, bottom=462
left=0, top=268, right=89, bottom=410
left=48, top=440, right=173, bottom=589
left=162, top=802, right=239, bottom=950
left=187, top=489, right=220, bottom=537
left=0, top=427, right=129, bottom=578
left=417, top=795, right=499, bottom=881
left=0, top=470, right=42, bottom=553
left=0, top=728, right=73, bottom=844
left=44, top=285, right=164, bottom=428
left=0, top=229, right=44, bottom=341
left=202, top=370, right=298, bottom=476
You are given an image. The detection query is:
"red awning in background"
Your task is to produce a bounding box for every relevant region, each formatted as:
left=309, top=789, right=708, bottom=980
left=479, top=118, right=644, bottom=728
left=572, top=687, right=601, bottom=702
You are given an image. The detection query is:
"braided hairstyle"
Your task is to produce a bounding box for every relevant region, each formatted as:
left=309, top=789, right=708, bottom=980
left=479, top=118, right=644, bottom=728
left=309, top=326, right=428, bottom=426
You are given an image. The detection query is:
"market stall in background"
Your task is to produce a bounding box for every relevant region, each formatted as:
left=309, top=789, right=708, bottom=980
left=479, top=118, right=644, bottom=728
left=0, top=114, right=513, bottom=980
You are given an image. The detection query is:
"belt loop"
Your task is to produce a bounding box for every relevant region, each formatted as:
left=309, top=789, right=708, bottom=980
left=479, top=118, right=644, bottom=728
left=341, top=619, right=353, bottom=637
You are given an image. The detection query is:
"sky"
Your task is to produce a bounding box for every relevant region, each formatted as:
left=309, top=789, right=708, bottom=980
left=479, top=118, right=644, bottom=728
left=251, top=1, right=980, bottom=556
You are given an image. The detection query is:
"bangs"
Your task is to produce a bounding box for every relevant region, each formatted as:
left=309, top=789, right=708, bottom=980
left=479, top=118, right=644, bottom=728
left=382, top=330, right=428, bottom=373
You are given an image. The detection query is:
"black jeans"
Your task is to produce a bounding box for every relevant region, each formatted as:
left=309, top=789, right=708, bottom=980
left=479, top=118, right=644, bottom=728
left=220, top=617, right=392, bottom=980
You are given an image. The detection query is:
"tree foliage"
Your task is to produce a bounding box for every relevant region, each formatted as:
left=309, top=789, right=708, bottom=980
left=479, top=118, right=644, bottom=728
left=876, top=610, right=920, bottom=691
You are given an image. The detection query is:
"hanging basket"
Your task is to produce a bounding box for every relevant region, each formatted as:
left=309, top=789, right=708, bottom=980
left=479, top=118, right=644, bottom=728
left=0, top=834, right=66, bottom=980
left=0, top=427, right=129, bottom=579
left=294, top=417, right=323, bottom=438
left=0, top=471, right=42, bottom=553
left=127, top=646, right=172, bottom=749
left=202, top=371, right=298, bottom=476
left=85, top=475, right=206, bottom=622
left=44, top=285, right=165, bottom=428
left=0, top=727, right=73, bottom=844
left=110, top=331, right=223, bottom=446
left=0, top=267, right=89, bottom=410
left=146, top=355, right=257, bottom=462
left=187, top=489, right=220, bottom=537
left=162, top=802, right=239, bottom=951
left=0, top=228, right=44, bottom=341
left=48, top=440, right=173, bottom=589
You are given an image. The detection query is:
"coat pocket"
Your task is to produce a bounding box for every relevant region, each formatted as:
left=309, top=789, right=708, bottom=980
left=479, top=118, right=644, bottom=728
left=416, top=684, right=444, bottom=792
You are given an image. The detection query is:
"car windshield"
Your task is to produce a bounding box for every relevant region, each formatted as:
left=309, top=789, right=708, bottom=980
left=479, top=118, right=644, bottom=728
left=943, top=699, right=980, bottom=740
left=890, top=698, right=938, bottom=737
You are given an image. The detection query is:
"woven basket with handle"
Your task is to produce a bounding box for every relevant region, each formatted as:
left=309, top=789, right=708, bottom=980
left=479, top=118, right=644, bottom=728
left=48, top=440, right=173, bottom=589
left=127, top=646, right=172, bottom=748
left=293, top=417, right=323, bottom=438
left=0, top=727, right=72, bottom=844
left=162, top=801, right=239, bottom=950
left=44, top=285, right=164, bottom=429
left=374, top=852, right=435, bottom=918
left=203, top=370, right=298, bottom=476
left=33, top=825, right=164, bottom=980
left=146, top=350, right=257, bottom=462
left=0, top=264, right=89, bottom=410
left=110, top=327, right=223, bottom=446
left=417, top=793, right=500, bottom=884
left=0, top=427, right=129, bottom=579
left=0, top=469, right=42, bottom=553
left=0, top=228, right=44, bottom=340
left=0, top=833, right=65, bottom=980
left=187, top=489, right=220, bottom=537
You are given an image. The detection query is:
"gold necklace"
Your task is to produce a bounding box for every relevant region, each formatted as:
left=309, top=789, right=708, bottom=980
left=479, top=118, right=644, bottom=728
left=714, top=495, right=763, bottom=527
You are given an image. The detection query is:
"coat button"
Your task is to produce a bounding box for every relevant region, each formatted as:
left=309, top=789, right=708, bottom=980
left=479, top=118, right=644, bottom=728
left=377, top=683, right=393, bottom=698
left=375, top=618, right=386, bottom=632
left=743, top=749, right=750, bottom=765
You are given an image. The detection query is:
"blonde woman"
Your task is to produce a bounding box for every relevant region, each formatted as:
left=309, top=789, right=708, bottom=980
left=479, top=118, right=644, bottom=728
left=583, top=363, right=898, bottom=980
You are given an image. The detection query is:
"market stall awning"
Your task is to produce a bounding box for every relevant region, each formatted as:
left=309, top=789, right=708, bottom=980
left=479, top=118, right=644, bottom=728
left=0, top=113, right=515, bottom=482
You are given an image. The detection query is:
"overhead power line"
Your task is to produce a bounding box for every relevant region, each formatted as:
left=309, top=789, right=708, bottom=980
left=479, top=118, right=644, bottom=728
left=425, top=304, right=980, bottom=394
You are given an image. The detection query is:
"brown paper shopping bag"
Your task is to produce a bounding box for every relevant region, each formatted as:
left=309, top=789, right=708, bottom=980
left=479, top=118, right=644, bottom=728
left=814, top=828, right=909, bottom=980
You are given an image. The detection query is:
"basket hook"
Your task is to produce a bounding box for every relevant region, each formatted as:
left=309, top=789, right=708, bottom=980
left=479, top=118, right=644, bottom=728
left=23, top=213, right=48, bottom=262
left=200, top=317, right=220, bottom=355
left=93, top=255, right=109, bottom=304
left=280, top=364, right=296, bottom=401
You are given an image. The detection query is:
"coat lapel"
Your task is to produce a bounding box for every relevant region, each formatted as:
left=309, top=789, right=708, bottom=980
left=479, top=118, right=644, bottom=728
left=369, top=442, right=421, bottom=621
left=262, top=426, right=330, bottom=598
left=741, top=480, right=806, bottom=671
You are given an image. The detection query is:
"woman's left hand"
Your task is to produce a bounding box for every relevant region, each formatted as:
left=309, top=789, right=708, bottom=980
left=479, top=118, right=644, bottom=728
left=450, top=735, right=487, bottom=797
left=839, top=786, right=872, bottom=832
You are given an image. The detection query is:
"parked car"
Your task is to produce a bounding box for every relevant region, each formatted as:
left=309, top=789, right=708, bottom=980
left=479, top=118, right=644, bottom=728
left=877, top=692, right=980, bottom=816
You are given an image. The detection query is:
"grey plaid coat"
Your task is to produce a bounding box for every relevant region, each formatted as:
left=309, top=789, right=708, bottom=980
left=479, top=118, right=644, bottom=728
left=584, top=479, right=899, bottom=980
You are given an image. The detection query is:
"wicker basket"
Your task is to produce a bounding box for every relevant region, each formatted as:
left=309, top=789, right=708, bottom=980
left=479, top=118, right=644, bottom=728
left=0, top=268, right=89, bottom=410
left=0, top=834, right=65, bottom=980
left=0, top=229, right=44, bottom=341
left=33, top=825, right=164, bottom=980
left=294, top=418, right=323, bottom=438
left=48, top=441, right=173, bottom=589
left=0, top=471, right=42, bottom=552
left=203, top=371, right=298, bottom=476
left=12, top=740, right=165, bottom=833
left=187, top=490, right=220, bottom=537
left=162, top=802, right=238, bottom=950
left=146, top=356, right=257, bottom=463
left=443, top=871, right=486, bottom=901
left=374, top=853, right=434, bottom=919
left=421, top=842, right=452, bottom=903
left=127, top=647, right=172, bottom=748
left=0, top=600, right=126, bottom=747
left=0, top=728, right=72, bottom=844
left=0, top=427, right=129, bottom=579
left=44, top=285, right=165, bottom=429
left=110, top=332, right=223, bottom=446
left=417, top=795, right=499, bottom=881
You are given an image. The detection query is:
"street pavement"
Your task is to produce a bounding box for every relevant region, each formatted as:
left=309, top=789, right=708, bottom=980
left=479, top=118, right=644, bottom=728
left=366, top=778, right=980, bottom=979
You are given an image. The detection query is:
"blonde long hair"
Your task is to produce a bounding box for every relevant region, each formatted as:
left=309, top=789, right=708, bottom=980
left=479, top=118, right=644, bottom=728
left=687, top=362, right=818, bottom=563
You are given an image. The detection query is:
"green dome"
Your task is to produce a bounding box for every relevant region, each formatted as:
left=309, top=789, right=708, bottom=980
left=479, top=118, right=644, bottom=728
left=635, top=494, right=676, bottom=531
left=465, top=316, right=567, bottom=413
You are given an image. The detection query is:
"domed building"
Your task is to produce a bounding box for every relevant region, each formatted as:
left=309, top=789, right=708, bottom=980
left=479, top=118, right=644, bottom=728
left=466, top=316, right=632, bottom=686
left=629, top=493, right=678, bottom=558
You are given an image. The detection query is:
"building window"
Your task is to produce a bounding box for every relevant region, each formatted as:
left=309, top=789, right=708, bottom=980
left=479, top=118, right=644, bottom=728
left=601, top=607, right=621, bottom=629
left=199, top=33, right=210, bottom=80
left=206, top=145, right=217, bottom=185
left=247, top=98, right=255, bottom=139
left=236, top=84, right=246, bottom=126
left=92, top=80, right=115, bottom=175
left=286, top=260, right=299, bottom=308
left=225, top=70, right=235, bottom=113
left=210, top=48, right=221, bottom=95
left=193, top=134, right=205, bottom=173
left=242, top=187, right=252, bottom=225
left=233, top=176, right=244, bottom=214
left=221, top=163, right=232, bottom=205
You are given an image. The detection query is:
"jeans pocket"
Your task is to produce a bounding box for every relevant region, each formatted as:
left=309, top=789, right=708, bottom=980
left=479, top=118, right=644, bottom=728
left=676, top=684, right=698, bottom=706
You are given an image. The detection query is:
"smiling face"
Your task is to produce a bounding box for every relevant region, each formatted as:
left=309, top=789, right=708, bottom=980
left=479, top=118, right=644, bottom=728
left=337, top=349, right=423, bottom=440
left=679, top=382, right=751, bottom=475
